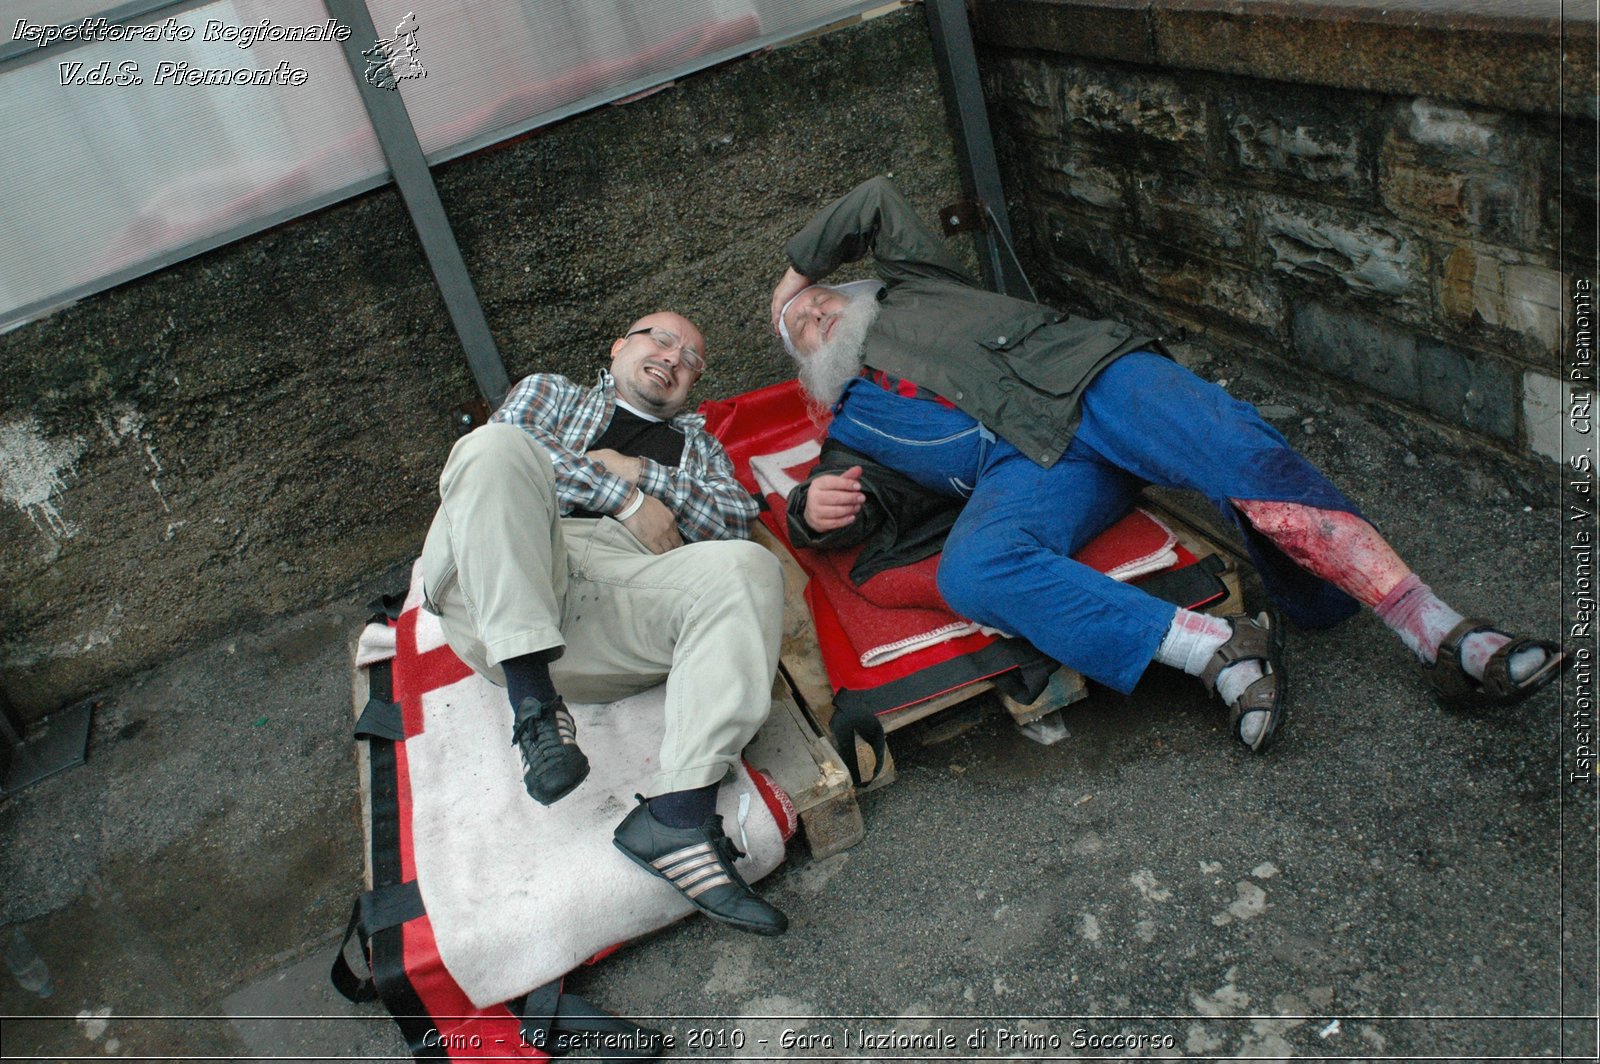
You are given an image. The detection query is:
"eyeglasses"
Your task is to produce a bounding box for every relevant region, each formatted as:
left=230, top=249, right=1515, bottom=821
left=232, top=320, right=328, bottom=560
left=626, top=326, right=704, bottom=374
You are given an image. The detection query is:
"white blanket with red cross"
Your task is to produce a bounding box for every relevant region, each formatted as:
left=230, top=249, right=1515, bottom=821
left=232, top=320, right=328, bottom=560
left=355, top=560, right=794, bottom=1008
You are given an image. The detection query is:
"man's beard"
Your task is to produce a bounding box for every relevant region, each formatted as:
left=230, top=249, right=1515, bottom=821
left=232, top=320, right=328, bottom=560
left=794, top=294, right=879, bottom=407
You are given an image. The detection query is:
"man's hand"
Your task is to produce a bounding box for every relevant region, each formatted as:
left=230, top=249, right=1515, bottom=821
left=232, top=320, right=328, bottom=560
left=587, top=448, right=643, bottom=486
left=803, top=465, right=866, bottom=532
left=770, top=266, right=814, bottom=334
left=621, top=493, right=684, bottom=554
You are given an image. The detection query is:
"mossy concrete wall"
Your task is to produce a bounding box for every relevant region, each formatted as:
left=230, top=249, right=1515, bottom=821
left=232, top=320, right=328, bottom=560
left=0, top=8, right=966, bottom=718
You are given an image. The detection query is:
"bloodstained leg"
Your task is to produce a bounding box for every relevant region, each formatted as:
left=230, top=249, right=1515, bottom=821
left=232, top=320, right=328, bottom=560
left=1232, top=498, right=1544, bottom=683
left=1231, top=499, right=1410, bottom=607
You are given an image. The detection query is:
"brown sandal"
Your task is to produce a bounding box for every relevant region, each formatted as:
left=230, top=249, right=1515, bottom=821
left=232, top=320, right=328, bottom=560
left=1424, top=618, right=1567, bottom=709
left=1200, top=611, right=1287, bottom=753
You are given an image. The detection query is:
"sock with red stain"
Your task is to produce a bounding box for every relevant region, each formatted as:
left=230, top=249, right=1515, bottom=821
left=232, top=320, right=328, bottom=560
left=1372, top=574, right=1544, bottom=682
left=1153, top=608, right=1270, bottom=745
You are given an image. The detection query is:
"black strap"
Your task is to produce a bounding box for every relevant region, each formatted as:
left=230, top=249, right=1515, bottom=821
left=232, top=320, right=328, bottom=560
left=368, top=591, right=406, bottom=623
left=367, top=879, right=426, bottom=929
left=354, top=697, right=405, bottom=742
left=832, top=638, right=1052, bottom=719
left=515, top=981, right=666, bottom=1061
left=1138, top=553, right=1228, bottom=610
left=328, top=881, right=425, bottom=1004
left=988, top=651, right=1058, bottom=706
left=367, top=656, right=393, bottom=703
left=828, top=701, right=887, bottom=788
left=336, top=654, right=446, bottom=1056
left=329, top=898, right=379, bottom=1003
left=512, top=979, right=562, bottom=1054
left=331, top=650, right=421, bottom=1007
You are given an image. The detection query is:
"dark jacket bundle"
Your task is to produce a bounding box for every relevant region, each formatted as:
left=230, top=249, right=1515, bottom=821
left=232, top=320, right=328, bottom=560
left=786, top=439, right=959, bottom=585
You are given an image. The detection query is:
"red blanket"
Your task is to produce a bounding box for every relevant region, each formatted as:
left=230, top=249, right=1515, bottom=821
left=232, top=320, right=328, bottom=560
left=700, top=382, right=1201, bottom=703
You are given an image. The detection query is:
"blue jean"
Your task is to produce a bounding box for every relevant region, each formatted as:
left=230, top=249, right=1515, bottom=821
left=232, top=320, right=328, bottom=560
left=830, top=353, right=1360, bottom=693
left=829, top=376, right=994, bottom=499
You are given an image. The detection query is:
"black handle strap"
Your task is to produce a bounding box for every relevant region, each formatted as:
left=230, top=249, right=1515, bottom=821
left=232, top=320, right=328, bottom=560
left=367, top=591, right=406, bottom=623
left=328, top=881, right=425, bottom=1004
left=354, top=697, right=405, bottom=742
left=1139, top=552, right=1228, bottom=610
left=828, top=701, right=887, bottom=787
left=329, top=898, right=378, bottom=1004
left=515, top=980, right=666, bottom=1061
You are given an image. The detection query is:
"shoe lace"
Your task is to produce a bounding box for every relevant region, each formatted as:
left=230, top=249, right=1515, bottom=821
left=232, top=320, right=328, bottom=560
left=511, top=705, right=567, bottom=767
left=704, top=814, right=747, bottom=864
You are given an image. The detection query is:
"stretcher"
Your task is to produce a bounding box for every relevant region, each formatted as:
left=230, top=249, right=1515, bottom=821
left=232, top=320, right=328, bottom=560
left=331, top=564, right=798, bottom=1061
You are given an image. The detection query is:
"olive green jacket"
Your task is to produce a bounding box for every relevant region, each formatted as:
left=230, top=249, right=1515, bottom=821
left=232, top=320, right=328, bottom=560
left=785, top=176, right=1155, bottom=467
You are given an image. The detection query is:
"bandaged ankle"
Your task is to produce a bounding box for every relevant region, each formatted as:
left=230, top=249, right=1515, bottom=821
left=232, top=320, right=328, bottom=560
left=1373, top=574, right=1459, bottom=663
left=1153, top=609, right=1233, bottom=676
left=1154, top=610, right=1267, bottom=742
left=1373, top=575, right=1544, bottom=682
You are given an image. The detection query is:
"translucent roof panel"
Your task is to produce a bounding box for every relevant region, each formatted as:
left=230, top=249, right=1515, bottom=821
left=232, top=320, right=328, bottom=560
left=1, top=0, right=383, bottom=325
left=1, top=0, right=885, bottom=329
left=366, top=0, right=876, bottom=161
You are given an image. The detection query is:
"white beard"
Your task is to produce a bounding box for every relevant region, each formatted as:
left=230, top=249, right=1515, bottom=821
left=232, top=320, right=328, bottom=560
left=794, top=294, right=879, bottom=407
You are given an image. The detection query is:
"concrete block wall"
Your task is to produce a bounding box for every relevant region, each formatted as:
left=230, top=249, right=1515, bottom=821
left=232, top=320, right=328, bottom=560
left=973, top=0, right=1596, bottom=465
left=0, top=8, right=964, bottom=718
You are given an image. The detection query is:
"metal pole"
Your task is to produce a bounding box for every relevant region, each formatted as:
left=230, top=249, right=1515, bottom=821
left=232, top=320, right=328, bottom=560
left=325, top=0, right=511, bottom=406
left=923, top=0, right=1031, bottom=300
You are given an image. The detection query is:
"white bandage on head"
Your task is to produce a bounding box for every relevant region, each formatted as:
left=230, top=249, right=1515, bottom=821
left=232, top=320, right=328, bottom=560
left=777, top=279, right=885, bottom=357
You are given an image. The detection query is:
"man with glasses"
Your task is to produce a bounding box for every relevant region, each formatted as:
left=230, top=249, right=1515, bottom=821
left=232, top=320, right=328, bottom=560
left=419, top=311, right=789, bottom=936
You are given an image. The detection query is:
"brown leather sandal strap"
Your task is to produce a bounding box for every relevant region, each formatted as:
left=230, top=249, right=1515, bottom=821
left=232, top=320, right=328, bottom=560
left=1479, top=635, right=1561, bottom=699
left=1201, top=614, right=1274, bottom=694
left=1231, top=672, right=1280, bottom=716
left=1436, top=617, right=1498, bottom=664
left=1226, top=664, right=1287, bottom=752
left=1426, top=617, right=1499, bottom=699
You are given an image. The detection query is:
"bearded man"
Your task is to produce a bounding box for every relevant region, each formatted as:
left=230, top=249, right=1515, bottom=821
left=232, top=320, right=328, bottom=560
left=420, top=310, right=787, bottom=935
left=771, top=177, right=1565, bottom=751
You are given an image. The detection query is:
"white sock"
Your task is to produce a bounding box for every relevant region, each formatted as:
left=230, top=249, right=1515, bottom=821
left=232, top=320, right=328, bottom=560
left=1153, top=609, right=1232, bottom=674
left=1375, top=575, right=1546, bottom=683
left=1154, top=610, right=1268, bottom=742
left=1226, top=667, right=1269, bottom=745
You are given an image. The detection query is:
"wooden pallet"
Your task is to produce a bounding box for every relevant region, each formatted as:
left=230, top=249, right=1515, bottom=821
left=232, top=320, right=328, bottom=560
left=743, top=681, right=863, bottom=859
left=753, top=500, right=1243, bottom=784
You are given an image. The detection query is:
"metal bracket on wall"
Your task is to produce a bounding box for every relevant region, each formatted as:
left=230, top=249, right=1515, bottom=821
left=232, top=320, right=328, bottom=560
left=325, top=0, right=511, bottom=407
left=939, top=198, right=987, bottom=237
left=922, top=0, right=1031, bottom=300
left=0, top=690, right=91, bottom=798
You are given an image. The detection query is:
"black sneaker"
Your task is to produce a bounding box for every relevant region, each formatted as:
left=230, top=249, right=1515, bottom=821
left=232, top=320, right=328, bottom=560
left=511, top=696, right=589, bottom=805
left=613, top=796, right=788, bottom=936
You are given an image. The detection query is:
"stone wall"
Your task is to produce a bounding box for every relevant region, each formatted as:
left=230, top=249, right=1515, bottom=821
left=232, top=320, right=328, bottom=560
left=0, top=7, right=965, bottom=718
left=8, top=0, right=1592, bottom=719
left=974, top=0, right=1596, bottom=464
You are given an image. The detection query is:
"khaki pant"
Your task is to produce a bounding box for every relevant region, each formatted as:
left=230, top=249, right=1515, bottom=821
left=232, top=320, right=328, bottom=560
left=420, top=423, right=784, bottom=794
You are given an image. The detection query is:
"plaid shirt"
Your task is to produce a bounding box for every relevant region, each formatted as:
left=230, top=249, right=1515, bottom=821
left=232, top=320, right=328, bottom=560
left=491, top=371, right=758, bottom=543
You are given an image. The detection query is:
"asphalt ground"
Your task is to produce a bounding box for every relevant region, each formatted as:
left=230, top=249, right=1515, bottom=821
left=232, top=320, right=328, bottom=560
left=1, top=347, right=1594, bottom=1062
